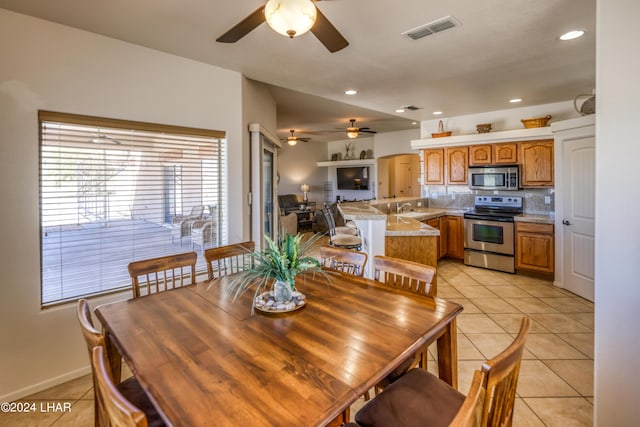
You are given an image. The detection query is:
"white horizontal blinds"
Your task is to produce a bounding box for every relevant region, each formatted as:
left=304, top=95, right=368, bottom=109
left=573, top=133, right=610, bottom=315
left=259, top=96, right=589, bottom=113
left=40, top=112, right=226, bottom=305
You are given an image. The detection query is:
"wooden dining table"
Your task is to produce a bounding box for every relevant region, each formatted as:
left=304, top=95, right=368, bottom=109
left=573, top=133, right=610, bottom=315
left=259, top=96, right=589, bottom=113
left=95, top=271, right=463, bottom=426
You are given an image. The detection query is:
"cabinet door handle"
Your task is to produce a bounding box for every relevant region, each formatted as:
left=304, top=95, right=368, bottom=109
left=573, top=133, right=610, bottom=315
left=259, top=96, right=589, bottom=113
left=562, top=219, right=572, bottom=226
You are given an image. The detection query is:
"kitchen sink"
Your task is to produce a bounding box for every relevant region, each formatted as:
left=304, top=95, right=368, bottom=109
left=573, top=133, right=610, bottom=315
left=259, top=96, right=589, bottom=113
left=396, top=211, right=426, bottom=218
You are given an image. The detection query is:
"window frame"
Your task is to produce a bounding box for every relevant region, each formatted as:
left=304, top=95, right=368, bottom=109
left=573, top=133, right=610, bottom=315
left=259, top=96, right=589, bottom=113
left=38, top=111, right=227, bottom=306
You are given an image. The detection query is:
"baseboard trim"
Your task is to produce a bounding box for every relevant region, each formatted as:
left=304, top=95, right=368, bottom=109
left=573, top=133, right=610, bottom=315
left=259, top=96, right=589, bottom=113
left=0, top=365, right=92, bottom=402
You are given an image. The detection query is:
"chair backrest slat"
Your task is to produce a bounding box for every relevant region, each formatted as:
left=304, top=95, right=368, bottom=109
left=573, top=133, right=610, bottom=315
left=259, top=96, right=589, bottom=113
left=204, top=241, right=255, bottom=280
left=320, top=245, right=368, bottom=277
left=373, top=255, right=436, bottom=296
left=92, top=346, right=148, bottom=427
left=481, top=317, right=531, bottom=427
left=128, top=252, right=197, bottom=298
left=450, top=370, right=487, bottom=427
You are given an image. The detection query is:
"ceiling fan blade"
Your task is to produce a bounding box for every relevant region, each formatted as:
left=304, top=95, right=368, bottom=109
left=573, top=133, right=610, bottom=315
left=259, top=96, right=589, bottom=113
left=361, top=130, right=377, bottom=134
left=310, top=7, right=349, bottom=52
left=216, top=6, right=265, bottom=43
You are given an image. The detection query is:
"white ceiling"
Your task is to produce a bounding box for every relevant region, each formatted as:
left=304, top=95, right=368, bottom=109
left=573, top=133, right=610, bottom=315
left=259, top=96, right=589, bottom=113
left=0, top=0, right=596, bottom=142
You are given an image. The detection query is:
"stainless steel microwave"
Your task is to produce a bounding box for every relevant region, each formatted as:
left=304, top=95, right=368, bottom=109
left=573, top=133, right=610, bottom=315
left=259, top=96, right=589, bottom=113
left=468, top=165, right=519, bottom=190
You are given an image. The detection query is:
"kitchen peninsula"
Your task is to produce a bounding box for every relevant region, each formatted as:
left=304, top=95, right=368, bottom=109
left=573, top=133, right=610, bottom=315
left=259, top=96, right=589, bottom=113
left=338, top=198, right=447, bottom=286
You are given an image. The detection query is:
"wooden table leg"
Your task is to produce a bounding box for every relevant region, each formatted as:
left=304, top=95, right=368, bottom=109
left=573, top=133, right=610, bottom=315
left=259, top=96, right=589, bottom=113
left=103, top=331, right=122, bottom=383
left=436, top=317, right=458, bottom=389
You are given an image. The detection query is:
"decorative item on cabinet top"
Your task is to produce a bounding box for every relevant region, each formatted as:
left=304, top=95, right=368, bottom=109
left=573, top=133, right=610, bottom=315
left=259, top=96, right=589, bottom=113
left=574, top=94, right=596, bottom=115
left=521, top=115, right=552, bottom=128
left=432, top=119, right=452, bottom=138
left=476, top=123, right=492, bottom=133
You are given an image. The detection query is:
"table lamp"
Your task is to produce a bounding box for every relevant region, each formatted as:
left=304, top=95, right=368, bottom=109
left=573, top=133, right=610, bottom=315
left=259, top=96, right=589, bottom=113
left=300, top=184, right=310, bottom=202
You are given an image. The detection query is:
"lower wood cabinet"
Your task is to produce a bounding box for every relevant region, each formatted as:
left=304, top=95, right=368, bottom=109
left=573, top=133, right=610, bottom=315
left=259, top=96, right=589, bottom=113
left=424, top=217, right=445, bottom=259
left=385, top=235, right=439, bottom=293
left=443, top=215, right=464, bottom=259
left=515, top=222, right=554, bottom=273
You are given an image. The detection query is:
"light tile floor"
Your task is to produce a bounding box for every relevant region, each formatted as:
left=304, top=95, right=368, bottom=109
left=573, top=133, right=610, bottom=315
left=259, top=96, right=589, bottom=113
left=351, top=259, right=594, bottom=426
left=0, top=259, right=594, bottom=426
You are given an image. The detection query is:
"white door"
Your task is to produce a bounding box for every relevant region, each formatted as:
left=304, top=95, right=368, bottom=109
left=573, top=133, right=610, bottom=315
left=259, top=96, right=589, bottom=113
left=396, top=160, right=411, bottom=197
left=562, top=136, right=595, bottom=301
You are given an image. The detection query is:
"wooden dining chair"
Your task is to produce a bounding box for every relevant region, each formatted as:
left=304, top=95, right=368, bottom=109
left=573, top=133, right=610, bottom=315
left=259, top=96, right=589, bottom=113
left=92, top=346, right=166, bottom=427
left=344, top=370, right=487, bottom=427
left=203, top=241, right=255, bottom=280
left=128, top=252, right=197, bottom=298
left=369, top=255, right=438, bottom=390
left=319, top=245, right=368, bottom=276
left=77, top=299, right=165, bottom=427
left=353, top=317, right=531, bottom=427
left=373, top=255, right=437, bottom=297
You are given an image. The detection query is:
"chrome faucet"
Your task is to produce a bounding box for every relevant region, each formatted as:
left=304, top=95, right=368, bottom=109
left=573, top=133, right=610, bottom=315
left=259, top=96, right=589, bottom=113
left=397, top=202, right=412, bottom=213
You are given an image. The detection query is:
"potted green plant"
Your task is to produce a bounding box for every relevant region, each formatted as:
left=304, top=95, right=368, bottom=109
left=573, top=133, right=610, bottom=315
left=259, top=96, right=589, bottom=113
left=226, top=233, right=329, bottom=313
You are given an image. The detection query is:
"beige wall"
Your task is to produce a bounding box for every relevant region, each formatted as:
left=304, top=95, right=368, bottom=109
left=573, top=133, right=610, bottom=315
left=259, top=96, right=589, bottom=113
left=241, top=77, right=278, bottom=240
left=0, top=9, right=249, bottom=400
left=595, top=0, right=640, bottom=424
left=278, top=139, right=328, bottom=205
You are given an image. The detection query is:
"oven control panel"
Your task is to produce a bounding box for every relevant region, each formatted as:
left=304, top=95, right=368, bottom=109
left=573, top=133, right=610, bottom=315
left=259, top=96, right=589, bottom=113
left=474, top=196, right=522, bottom=209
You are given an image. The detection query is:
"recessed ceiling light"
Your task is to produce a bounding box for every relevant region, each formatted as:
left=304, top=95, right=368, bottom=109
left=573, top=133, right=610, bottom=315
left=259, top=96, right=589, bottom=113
left=412, top=122, right=418, bottom=125
left=509, top=98, right=522, bottom=103
left=345, top=89, right=357, bottom=95
left=559, top=30, right=585, bottom=41
left=433, top=111, right=443, bottom=115
left=396, top=108, right=405, bottom=113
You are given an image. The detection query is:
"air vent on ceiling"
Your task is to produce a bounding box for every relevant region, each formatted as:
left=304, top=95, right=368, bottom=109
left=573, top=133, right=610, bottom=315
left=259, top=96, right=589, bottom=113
left=402, top=15, right=460, bottom=40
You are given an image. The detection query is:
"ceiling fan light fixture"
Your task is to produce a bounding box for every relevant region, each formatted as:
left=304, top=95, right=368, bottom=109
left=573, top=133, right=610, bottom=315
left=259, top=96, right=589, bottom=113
left=264, top=0, right=317, bottom=38
left=287, top=136, right=298, bottom=146
left=346, top=127, right=359, bottom=139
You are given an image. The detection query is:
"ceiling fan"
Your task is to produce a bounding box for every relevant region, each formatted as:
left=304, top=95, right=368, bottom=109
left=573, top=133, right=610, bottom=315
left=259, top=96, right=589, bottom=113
left=216, top=0, right=349, bottom=53
left=345, top=119, right=377, bottom=139
left=282, top=130, right=311, bottom=146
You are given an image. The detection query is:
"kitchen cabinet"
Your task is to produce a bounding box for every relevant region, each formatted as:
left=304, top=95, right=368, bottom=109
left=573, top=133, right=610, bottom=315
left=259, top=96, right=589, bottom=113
left=423, top=148, right=444, bottom=185
left=519, top=140, right=554, bottom=187
left=515, top=222, right=554, bottom=273
left=493, top=143, right=518, bottom=164
left=445, top=146, right=469, bottom=185
left=469, top=145, right=493, bottom=165
left=385, top=235, right=439, bottom=292
left=443, top=215, right=464, bottom=259
left=424, top=217, right=445, bottom=259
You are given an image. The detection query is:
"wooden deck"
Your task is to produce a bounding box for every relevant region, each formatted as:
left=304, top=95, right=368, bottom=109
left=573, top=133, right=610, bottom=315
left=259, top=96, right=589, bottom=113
left=41, top=218, right=216, bottom=304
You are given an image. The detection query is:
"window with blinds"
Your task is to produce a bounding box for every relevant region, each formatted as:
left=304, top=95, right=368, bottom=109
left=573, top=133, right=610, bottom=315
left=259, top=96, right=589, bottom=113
left=39, top=111, right=227, bottom=305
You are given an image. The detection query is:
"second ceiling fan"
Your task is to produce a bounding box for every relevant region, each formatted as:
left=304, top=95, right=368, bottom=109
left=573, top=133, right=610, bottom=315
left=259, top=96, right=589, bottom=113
left=345, top=119, right=377, bottom=139
left=216, top=0, right=348, bottom=53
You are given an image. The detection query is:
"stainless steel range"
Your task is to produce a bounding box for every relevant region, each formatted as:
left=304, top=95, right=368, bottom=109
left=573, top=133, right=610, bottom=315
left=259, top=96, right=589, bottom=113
left=463, top=196, right=523, bottom=273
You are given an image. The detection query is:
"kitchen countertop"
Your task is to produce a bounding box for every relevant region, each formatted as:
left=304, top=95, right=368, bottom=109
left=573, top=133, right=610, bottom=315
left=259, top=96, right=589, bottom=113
left=386, top=215, right=440, bottom=236
left=338, top=201, right=554, bottom=235
left=514, top=214, right=555, bottom=225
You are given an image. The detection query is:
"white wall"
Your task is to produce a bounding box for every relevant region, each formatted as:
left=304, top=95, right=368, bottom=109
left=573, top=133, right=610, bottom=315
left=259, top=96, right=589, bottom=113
left=420, top=101, right=579, bottom=139
left=595, top=0, right=640, bottom=424
left=0, top=9, right=247, bottom=400
left=374, top=128, right=420, bottom=158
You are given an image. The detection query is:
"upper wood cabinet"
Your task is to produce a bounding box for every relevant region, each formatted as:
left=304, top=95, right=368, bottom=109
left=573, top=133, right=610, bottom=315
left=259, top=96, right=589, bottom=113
left=469, top=145, right=493, bottom=165
left=519, top=140, right=554, bottom=187
left=423, top=148, right=444, bottom=185
left=446, top=146, right=469, bottom=185
left=493, top=143, right=518, bottom=164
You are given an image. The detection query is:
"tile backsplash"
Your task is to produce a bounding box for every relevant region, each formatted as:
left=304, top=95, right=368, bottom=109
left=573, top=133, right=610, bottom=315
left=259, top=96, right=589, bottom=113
left=423, top=186, right=554, bottom=215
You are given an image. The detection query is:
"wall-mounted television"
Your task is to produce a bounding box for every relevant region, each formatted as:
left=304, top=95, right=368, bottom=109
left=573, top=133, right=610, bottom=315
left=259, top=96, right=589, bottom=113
left=337, top=167, right=369, bottom=190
